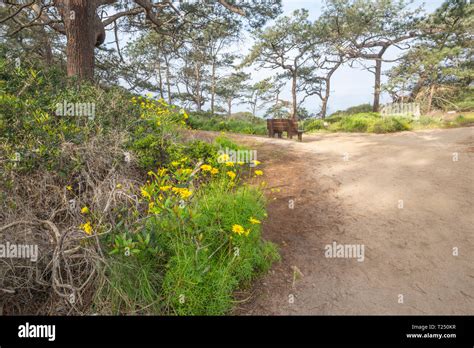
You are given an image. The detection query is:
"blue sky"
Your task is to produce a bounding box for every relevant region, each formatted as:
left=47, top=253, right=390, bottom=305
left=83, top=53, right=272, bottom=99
left=235, top=0, right=445, bottom=115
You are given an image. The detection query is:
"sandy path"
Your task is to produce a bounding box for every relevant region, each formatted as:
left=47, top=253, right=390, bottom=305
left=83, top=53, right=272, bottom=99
left=226, top=127, right=474, bottom=315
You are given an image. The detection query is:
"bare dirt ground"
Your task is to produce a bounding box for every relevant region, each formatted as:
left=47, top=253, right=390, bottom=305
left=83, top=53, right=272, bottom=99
left=224, top=127, right=474, bottom=315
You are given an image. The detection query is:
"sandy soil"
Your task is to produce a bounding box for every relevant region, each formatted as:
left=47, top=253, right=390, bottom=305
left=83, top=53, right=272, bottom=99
left=225, top=127, right=474, bottom=315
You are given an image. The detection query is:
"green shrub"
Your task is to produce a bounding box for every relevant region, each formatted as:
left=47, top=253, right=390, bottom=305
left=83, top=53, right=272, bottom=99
left=214, top=135, right=245, bottom=151
left=1, top=55, right=277, bottom=316
left=368, top=116, right=412, bottom=133
left=97, top=145, right=277, bottom=315
left=304, top=119, right=326, bottom=131
left=324, top=113, right=413, bottom=133
left=329, top=113, right=377, bottom=132
left=188, top=112, right=267, bottom=135
left=161, top=183, right=278, bottom=315
left=329, top=103, right=373, bottom=118
left=454, top=114, right=474, bottom=125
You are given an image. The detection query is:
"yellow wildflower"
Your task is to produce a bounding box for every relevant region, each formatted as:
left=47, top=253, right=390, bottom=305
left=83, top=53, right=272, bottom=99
left=200, top=164, right=212, bottom=172
left=232, top=224, right=245, bottom=235
left=255, top=170, right=264, bottom=176
left=252, top=160, right=262, bottom=166
left=249, top=217, right=261, bottom=224
left=172, top=187, right=192, bottom=199
left=180, top=189, right=192, bottom=200
left=81, top=206, right=90, bottom=214
left=160, top=185, right=172, bottom=192
left=218, top=154, right=230, bottom=163
left=180, top=169, right=193, bottom=176
left=158, top=168, right=167, bottom=177
left=80, top=221, right=93, bottom=235
left=211, top=168, right=219, bottom=175
left=237, top=161, right=245, bottom=165
left=171, top=161, right=180, bottom=167
left=116, top=183, right=122, bottom=189
left=225, top=162, right=235, bottom=167
left=66, top=185, right=73, bottom=191
left=226, top=171, right=236, bottom=180
left=141, top=188, right=151, bottom=199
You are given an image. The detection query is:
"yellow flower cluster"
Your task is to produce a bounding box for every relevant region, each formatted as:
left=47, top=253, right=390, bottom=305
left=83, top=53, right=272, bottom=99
left=141, top=188, right=151, bottom=199
left=249, top=217, right=261, bottom=224
left=232, top=224, right=250, bottom=237
left=172, top=187, right=193, bottom=199
left=158, top=168, right=167, bottom=177
left=201, top=164, right=219, bottom=175
left=80, top=221, right=93, bottom=235
left=179, top=168, right=193, bottom=176
left=226, top=171, right=236, bottom=180
left=218, top=154, right=230, bottom=163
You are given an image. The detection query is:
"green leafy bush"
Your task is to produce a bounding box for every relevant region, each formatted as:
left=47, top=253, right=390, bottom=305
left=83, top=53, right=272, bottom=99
left=97, top=129, right=277, bottom=315
left=1, top=56, right=278, bottom=315
left=188, top=112, right=267, bottom=135
left=329, top=103, right=373, bottom=118
left=161, top=183, right=278, bottom=315
left=304, top=119, right=326, bottom=131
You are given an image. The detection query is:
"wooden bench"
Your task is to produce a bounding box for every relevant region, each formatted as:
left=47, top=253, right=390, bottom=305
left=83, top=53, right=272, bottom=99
left=267, top=119, right=304, bottom=142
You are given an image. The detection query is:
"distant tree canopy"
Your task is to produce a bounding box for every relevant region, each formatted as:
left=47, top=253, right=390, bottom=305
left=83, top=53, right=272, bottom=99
left=386, top=0, right=473, bottom=111
left=1, top=0, right=472, bottom=120
left=0, top=0, right=282, bottom=80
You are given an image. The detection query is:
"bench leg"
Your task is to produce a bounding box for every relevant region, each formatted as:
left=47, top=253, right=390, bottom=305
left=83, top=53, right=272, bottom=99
left=277, top=132, right=282, bottom=138
left=289, top=132, right=293, bottom=139
left=298, top=133, right=303, bottom=142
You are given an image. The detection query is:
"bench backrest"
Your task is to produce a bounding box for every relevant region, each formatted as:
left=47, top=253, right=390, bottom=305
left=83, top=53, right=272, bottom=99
left=267, top=119, right=299, bottom=132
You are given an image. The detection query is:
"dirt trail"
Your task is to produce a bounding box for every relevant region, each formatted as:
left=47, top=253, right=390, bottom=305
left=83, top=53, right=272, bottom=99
left=227, top=127, right=474, bottom=315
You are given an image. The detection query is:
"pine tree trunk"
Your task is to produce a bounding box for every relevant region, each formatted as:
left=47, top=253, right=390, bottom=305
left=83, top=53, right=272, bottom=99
left=62, top=0, right=97, bottom=81
left=373, top=58, right=382, bottom=113
left=321, top=98, right=328, bottom=119
left=291, top=73, right=297, bottom=120
left=427, top=84, right=435, bottom=112
left=195, top=63, right=202, bottom=111
left=321, top=78, right=331, bottom=119
left=211, top=60, right=216, bottom=115
left=165, top=56, right=172, bottom=104
left=157, top=59, right=164, bottom=99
